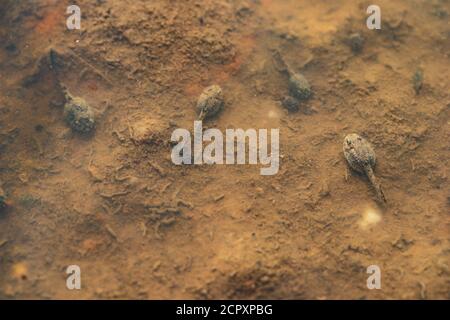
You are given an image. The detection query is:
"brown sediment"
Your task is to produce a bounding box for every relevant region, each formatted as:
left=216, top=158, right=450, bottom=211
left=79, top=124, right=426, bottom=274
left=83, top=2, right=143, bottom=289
left=0, top=0, right=448, bottom=300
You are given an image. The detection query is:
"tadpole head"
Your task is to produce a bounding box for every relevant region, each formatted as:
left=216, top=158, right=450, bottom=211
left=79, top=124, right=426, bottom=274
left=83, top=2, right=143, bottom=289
left=345, top=137, right=354, bottom=149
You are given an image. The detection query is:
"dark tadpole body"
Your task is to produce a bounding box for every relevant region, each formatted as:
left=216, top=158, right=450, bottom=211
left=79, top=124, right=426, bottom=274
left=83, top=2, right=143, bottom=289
left=61, top=84, right=95, bottom=134
left=273, top=50, right=311, bottom=100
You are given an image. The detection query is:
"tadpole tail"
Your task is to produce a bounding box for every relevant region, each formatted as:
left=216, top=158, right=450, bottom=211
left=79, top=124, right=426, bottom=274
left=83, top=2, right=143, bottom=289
left=49, top=48, right=64, bottom=83
left=272, top=50, right=291, bottom=76
left=49, top=48, right=59, bottom=72
left=49, top=49, right=71, bottom=100
left=365, top=166, right=387, bottom=204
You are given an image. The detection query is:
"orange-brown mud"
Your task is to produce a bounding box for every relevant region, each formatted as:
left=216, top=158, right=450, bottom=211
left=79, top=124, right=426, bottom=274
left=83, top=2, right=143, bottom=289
left=0, top=0, right=449, bottom=299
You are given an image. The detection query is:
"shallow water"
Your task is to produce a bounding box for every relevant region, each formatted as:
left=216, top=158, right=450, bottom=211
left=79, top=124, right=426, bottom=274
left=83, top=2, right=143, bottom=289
left=0, top=0, right=448, bottom=299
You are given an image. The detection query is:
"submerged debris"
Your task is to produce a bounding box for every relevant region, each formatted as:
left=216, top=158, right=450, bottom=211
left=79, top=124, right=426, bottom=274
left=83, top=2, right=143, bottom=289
left=412, top=68, right=424, bottom=95
left=343, top=133, right=386, bottom=203
left=347, top=33, right=365, bottom=53
left=196, top=85, right=224, bottom=121
left=145, top=206, right=184, bottom=239
left=62, top=84, right=95, bottom=133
